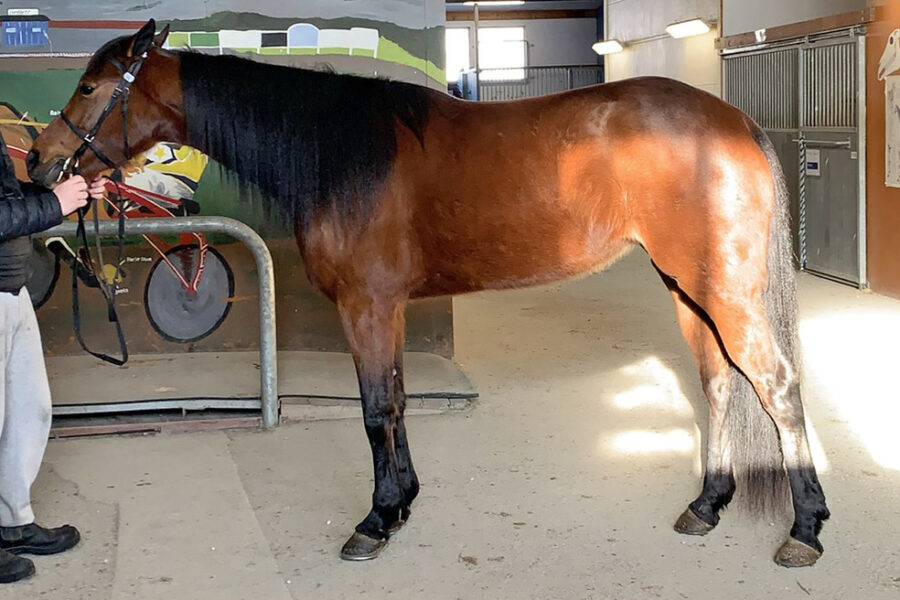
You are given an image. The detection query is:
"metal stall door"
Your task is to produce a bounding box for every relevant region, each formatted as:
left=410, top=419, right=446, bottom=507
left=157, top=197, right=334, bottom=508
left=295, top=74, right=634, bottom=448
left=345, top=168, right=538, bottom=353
left=800, top=38, right=864, bottom=285
left=723, top=31, right=866, bottom=287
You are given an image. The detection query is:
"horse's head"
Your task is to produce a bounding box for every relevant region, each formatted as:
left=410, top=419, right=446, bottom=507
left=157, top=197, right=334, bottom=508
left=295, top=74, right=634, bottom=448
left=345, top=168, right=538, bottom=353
left=28, top=19, right=184, bottom=186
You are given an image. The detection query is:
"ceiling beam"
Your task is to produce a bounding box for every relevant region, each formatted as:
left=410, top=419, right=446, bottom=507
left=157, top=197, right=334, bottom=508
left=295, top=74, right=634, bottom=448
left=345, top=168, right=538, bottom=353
left=716, top=7, right=874, bottom=50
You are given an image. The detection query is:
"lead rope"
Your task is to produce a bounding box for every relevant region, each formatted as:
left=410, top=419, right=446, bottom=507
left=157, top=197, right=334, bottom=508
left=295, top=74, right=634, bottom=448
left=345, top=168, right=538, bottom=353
left=69, top=176, right=129, bottom=366
left=797, top=135, right=808, bottom=270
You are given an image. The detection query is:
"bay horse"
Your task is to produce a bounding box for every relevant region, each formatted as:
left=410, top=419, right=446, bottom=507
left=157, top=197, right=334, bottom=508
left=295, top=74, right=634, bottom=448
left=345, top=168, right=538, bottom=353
left=27, top=20, right=829, bottom=567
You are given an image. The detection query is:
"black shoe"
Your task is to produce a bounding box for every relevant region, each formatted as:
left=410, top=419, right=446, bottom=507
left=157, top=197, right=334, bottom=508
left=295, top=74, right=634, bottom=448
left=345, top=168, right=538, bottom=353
left=0, top=549, right=34, bottom=584
left=0, top=523, right=80, bottom=556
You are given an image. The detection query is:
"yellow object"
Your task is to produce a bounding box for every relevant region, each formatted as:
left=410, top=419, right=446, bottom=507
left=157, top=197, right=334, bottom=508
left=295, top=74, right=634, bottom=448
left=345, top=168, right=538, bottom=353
left=144, top=144, right=208, bottom=184
left=101, top=264, right=124, bottom=285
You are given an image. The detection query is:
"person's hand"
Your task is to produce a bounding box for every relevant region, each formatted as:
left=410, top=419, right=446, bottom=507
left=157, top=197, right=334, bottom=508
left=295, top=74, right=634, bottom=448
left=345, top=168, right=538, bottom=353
left=88, top=176, right=108, bottom=200
left=54, top=175, right=90, bottom=216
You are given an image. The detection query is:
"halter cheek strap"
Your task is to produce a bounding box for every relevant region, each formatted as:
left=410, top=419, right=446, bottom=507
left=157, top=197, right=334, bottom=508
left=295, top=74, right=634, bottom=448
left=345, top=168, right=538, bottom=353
left=59, top=51, right=148, bottom=176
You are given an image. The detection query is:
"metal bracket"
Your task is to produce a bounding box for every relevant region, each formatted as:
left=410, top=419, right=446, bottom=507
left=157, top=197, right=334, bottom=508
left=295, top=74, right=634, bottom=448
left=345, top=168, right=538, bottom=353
left=797, top=139, right=852, bottom=149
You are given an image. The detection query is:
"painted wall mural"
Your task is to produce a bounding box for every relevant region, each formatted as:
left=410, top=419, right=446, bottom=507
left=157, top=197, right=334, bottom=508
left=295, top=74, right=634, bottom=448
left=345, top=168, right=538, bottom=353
left=0, top=1, right=453, bottom=360
left=0, top=1, right=445, bottom=85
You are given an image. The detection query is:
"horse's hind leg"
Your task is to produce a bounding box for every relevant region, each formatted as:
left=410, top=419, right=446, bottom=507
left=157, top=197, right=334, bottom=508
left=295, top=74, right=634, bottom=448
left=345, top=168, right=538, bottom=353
left=336, top=292, right=410, bottom=561
left=657, top=270, right=736, bottom=534
left=707, top=302, right=829, bottom=566
left=659, top=259, right=828, bottom=565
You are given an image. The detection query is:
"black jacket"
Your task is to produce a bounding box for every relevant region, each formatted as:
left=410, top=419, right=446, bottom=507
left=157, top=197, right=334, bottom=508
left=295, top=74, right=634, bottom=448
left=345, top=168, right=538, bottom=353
left=0, top=135, right=63, bottom=293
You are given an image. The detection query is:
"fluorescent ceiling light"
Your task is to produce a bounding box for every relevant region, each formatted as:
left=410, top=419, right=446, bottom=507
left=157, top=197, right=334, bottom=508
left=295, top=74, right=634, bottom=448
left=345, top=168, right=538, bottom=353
left=665, top=18, right=711, bottom=39
left=592, top=40, right=624, bottom=55
left=463, top=1, right=526, bottom=5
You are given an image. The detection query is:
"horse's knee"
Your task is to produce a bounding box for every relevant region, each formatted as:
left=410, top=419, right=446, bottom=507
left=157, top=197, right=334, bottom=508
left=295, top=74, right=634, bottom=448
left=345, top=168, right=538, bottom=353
left=359, top=374, right=397, bottom=426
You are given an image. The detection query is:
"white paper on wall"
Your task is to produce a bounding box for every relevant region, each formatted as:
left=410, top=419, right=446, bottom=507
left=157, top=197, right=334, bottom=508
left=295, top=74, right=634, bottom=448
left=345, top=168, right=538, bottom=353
left=886, top=77, right=900, bottom=188
left=879, top=29, right=900, bottom=188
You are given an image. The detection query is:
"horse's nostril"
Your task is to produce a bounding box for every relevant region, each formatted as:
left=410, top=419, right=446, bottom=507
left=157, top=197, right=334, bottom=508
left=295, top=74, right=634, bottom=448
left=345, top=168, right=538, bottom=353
left=25, top=149, right=40, bottom=174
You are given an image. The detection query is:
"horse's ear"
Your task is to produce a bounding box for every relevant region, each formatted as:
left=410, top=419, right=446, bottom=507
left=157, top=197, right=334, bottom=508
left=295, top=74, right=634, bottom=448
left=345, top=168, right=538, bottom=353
left=127, top=19, right=156, bottom=57
left=153, top=24, right=170, bottom=48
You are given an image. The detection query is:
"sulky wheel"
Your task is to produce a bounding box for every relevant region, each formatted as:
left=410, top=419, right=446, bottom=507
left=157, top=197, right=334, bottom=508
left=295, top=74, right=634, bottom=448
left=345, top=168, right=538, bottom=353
left=144, top=244, right=234, bottom=343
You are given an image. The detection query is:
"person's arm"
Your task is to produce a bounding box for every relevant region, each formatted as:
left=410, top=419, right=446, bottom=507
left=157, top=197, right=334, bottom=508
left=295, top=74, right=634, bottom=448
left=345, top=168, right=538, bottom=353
left=0, top=187, right=62, bottom=241
left=0, top=176, right=91, bottom=241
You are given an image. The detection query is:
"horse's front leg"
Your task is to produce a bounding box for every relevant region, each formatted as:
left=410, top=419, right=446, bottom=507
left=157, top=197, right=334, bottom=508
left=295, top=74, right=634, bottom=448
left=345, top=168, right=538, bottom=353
left=392, top=318, right=420, bottom=522
left=337, top=292, right=410, bottom=561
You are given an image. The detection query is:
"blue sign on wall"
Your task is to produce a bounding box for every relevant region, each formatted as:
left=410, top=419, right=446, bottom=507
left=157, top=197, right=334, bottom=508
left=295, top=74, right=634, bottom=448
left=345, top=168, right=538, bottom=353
left=2, top=16, right=50, bottom=47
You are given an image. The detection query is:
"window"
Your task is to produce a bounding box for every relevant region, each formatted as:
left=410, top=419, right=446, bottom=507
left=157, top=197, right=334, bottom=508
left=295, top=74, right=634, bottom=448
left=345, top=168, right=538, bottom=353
left=445, top=27, right=471, bottom=84
left=478, top=27, right=526, bottom=81
left=443, top=26, right=528, bottom=83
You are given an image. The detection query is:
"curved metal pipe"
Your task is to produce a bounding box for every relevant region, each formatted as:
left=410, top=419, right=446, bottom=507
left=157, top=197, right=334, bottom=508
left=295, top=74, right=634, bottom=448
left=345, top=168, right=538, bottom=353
left=45, top=216, right=279, bottom=428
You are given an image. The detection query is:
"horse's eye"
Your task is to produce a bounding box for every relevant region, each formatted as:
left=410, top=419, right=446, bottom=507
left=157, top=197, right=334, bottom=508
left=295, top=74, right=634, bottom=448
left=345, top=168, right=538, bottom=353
left=79, top=84, right=95, bottom=96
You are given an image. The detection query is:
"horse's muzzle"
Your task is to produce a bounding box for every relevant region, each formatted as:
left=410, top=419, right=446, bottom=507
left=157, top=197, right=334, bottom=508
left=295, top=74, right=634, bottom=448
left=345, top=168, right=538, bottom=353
left=26, top=150, right=65, bottom=188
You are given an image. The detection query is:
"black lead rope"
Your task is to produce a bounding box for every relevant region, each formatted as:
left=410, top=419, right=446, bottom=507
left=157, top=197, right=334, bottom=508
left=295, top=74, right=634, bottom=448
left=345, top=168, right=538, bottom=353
left=57, top=53, right=147, bottom=366
left=69, top=194, right=128, bottom=366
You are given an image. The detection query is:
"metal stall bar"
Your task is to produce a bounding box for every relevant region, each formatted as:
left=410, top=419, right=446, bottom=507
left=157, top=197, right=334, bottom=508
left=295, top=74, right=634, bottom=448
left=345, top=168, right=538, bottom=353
left=857, top=33, right=867, bottom=288
left=45, top=217, right=280, bottom=429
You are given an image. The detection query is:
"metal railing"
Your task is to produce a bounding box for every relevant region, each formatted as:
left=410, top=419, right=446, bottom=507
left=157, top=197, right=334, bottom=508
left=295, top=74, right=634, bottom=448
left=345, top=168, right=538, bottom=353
left=45, top=216, right=280, bottom=429
left=804, top=41, right=857, bottom=129
left=459, top=65, right=604, bottom=101
left=724, top=47, right=799, bottom=129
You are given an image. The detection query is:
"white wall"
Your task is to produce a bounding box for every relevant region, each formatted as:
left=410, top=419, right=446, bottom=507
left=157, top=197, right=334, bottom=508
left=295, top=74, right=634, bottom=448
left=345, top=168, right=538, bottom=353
left=721, top=0, right=867, bottom=36
left=605, top=0, right=720, bottom=96
left=448, top=18, right=600, bottom=70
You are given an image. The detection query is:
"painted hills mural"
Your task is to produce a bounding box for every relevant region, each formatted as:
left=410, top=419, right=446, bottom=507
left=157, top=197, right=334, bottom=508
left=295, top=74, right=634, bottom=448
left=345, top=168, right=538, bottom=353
left=159, top=12, right=445, bottom=84
left=0, top=2, right=445, bottom=85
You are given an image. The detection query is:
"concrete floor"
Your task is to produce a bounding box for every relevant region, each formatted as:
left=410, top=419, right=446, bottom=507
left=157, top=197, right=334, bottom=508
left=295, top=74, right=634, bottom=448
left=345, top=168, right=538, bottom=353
left=16, top=251, right=900, bottom=599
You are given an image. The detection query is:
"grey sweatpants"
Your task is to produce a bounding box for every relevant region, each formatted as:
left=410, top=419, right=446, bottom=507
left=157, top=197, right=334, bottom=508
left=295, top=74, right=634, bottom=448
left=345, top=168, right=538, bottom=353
left=0, top=288, right=52, bottom=527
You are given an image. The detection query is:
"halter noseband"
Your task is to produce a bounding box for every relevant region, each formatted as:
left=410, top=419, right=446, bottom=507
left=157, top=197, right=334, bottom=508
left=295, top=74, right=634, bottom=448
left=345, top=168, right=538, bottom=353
left=58, top=51, right=149, bottom=179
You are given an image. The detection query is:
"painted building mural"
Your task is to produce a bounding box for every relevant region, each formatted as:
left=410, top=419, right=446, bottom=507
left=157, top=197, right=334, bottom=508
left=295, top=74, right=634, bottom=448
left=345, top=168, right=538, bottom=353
left=0, top=1, right=452, bottom=359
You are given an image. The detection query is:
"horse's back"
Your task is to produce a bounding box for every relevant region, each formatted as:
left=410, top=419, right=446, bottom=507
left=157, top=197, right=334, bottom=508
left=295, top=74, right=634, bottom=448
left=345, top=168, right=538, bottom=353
left=341, top=77, right=777, bottom=300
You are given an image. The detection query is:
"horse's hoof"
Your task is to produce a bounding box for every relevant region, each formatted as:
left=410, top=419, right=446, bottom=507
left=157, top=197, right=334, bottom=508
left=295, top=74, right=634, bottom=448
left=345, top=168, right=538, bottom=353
left=774, top=537, right=822, bottom=568
left=340, top=532, right=388, bottom=561
left=673, top=508, right=715, bottom=536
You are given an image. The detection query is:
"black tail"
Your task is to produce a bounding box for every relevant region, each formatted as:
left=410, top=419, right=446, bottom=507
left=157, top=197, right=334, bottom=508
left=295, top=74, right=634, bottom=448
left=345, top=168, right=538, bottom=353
left=723, top=124, right=794, bottom=516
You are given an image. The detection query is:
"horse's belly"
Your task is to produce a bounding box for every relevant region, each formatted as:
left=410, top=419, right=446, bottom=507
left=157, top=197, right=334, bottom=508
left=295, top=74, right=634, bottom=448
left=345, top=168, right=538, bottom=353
left=412, top=217, right=634, bottom=298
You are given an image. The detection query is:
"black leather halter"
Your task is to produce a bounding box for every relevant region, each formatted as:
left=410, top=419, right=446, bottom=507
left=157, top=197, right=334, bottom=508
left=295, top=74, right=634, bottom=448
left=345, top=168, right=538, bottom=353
left=53, top=51, right=149, bottom=367
left=58, top=51, right=148, bottom=176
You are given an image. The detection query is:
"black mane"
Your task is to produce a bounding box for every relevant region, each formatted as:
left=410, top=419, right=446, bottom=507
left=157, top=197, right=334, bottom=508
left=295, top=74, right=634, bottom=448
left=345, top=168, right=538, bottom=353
left=178, top=52, right=431, bottom=230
